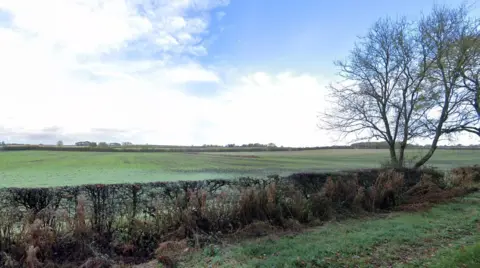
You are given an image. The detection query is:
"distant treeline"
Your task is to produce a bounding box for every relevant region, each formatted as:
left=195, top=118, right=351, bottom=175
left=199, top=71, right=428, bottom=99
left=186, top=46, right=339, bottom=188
left=0, top=144, right=341, bottom=153
left=350, top=141, right=480, bottom=150
left=0, top=141, right=479, bottom=153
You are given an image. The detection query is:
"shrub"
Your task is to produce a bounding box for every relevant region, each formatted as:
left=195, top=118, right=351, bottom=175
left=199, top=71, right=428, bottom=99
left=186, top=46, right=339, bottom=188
left=6, top=188, right=62, bottom=220
left=0, top=167, right=476, bottom=266
left=308, top=193, right=332, bottom=221
left=323, top=176, right=359, bottom=210
left=450, top=165, right=480, bottom=186
left=279, top=189, right=309, bottom=223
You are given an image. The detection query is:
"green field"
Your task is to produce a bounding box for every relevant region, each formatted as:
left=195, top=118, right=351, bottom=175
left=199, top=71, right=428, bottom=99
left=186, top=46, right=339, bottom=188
left=0, top=149, right=479, bottom=188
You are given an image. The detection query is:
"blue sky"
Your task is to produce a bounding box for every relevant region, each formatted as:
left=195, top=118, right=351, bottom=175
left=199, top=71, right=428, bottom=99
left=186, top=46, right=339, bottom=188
left=203, top=0, right=474, bottom=74
left=0, top=0, right=478, bottom=146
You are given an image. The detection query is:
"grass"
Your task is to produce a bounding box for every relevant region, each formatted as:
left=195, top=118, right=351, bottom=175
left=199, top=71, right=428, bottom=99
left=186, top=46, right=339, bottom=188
left=429, top=242, right=480, bottom=267
left=0, top=149, right=479, bottom=187
left=181, top=192, right=480, bottom=267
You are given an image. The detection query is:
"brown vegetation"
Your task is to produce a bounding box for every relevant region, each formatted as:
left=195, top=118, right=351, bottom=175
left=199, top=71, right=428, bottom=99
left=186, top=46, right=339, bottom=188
left=450, top=165, right=480, bottom=186
left=0, top=166, right=477, bottom=267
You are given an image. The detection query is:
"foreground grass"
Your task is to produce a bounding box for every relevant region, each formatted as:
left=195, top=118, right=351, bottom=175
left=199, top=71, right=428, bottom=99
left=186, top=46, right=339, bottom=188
left=181, top=193, right=480, bottom=267
left=431, top=242, right=480, bottom=268
left=1, top=149, right=479, bottom=187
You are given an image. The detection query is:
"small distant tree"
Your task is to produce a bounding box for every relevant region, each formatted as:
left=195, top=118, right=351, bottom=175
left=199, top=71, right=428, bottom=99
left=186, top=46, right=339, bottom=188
left=56, top=140, right=63, bottom=147
left=89, top=142, right=97, bottom=147
left=98, top=142, right=108, bottom=148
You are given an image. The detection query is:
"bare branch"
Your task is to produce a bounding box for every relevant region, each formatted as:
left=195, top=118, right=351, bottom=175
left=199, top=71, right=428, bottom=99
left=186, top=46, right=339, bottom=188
left=319, top=3, right=480, bottom=168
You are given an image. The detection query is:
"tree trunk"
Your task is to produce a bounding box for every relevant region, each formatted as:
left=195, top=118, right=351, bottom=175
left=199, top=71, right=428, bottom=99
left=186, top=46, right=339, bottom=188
left=414, top=109, right=445, bottom=169
left=388, top=143, right=399, bottom=167
left=398, top=142, right=407, bottom=168
left=414, top=144, right=438, bottom=169
left=414, top=125, right=443, bottom=169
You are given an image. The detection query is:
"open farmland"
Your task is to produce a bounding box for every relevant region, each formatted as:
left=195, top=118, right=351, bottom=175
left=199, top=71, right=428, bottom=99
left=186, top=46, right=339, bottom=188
left=0, top=149, right=479, bottom=188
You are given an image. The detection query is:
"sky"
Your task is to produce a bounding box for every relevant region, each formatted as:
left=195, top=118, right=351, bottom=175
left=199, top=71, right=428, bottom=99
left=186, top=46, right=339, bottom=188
left=0, top=0, right=479, bottom=146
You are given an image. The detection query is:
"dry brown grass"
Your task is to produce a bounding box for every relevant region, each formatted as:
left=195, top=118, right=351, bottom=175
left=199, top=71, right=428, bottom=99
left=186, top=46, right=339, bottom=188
left=154, top=239, right=189, bottom=268
left=368, top=170, right=405, bottom=210
left=25, top=245, right=42, bottom=268
left=400, top=173, right=476, bottom=208
left=323, top=176, right=359, bottom=205
left=450, top=166, right=480, bottom=186
left=237, top=184, right=281, bottom=225
left=75, top=195, right=87, bottom=235
left=21, top=219, right=56, bottom=266
left=235, top=221, right=279, bottom=238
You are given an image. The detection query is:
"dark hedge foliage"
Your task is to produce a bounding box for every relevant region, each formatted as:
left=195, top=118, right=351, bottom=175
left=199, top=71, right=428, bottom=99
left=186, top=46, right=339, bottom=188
left=0, top=167, right=475, bottom=266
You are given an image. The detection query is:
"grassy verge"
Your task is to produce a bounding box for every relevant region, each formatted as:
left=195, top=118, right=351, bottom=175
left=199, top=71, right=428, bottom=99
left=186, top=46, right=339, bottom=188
left=429, top=242, right=480, bottom=268
left=180, top=192, right=480, bottom=267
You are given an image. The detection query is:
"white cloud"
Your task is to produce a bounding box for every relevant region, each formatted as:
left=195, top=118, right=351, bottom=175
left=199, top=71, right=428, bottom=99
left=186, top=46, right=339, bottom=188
left=165, top=63, right=219, bottom=83
left=203, top=72, right=332, bottom=146
left=0, top=0, right=336, bottom=147
left=1, top=0, right=148, bottom=55
left=0, top=0, right=224, bottom=56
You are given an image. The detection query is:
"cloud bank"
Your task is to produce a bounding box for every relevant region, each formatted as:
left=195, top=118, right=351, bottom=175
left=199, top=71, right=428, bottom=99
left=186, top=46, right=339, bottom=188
left=0, top=0, right=334, bottom=147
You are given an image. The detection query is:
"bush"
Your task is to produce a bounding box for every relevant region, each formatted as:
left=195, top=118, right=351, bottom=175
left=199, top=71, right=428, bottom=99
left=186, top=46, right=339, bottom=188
left=449, top=165, right=480, bottom=186
left=0, top=166, right=476, bottom=266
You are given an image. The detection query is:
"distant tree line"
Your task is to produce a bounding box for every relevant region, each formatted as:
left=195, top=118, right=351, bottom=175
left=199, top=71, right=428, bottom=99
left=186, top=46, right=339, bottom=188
left=1, top=142, right=478, bottom=153
left=72, top=141, right=127, bottom=147
left=350, top=141, right=480, bottom=150
left=1, top=144, right=297, bottom=153
left=225, top=143, right=277, bottom=148
left=70, top=141, right=278, bottom=149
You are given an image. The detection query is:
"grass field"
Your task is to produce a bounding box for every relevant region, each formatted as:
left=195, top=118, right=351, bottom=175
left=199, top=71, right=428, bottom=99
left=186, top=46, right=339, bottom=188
left=0, top=149, right=479, bottom=188
left=181, top=193, right=480, bottom=267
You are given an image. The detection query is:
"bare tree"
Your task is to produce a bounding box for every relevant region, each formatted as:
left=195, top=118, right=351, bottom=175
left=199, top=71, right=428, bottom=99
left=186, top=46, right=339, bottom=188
left=414, top=4, right=480, bottom=167
left=320, top=4, right=479, bottom=168
left=460, top=35, right=480, bottom=133
left=320, top=17, right=432, bottom=168
left=452, top=27, right=480, bottom=136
